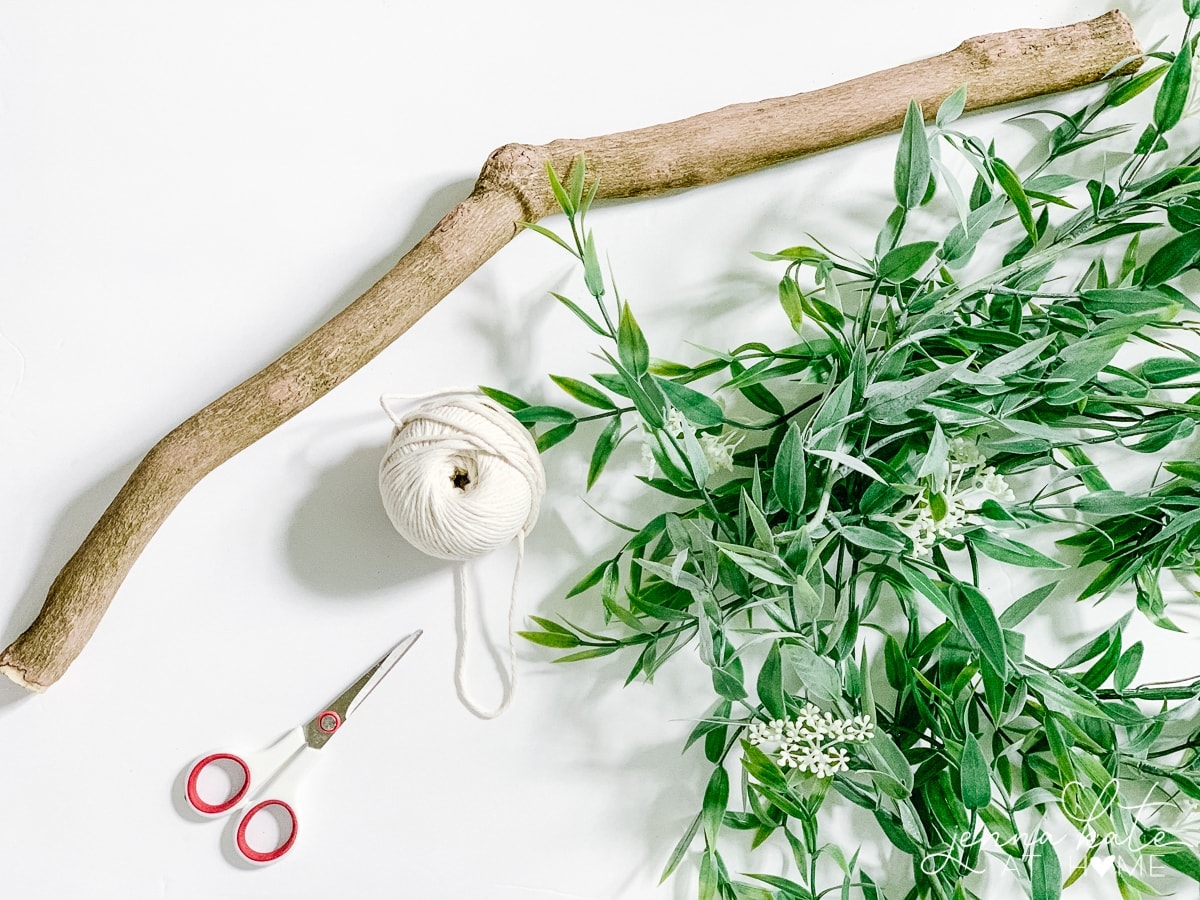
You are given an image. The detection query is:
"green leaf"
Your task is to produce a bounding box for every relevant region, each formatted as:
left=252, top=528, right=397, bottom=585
left=527, top=615, right=572, bottom=635
left=1073, top=491, right=1159, bottom=515
left=810, top=449, right=886, bottom=484
left=999, top=582, right=1056, bottom=628
left=936, top=85, right=968, bottom=127
left=875, top=204, right=907, bottom=257
left=1024, top=670, right=1107, bottom=719
left=1137, top=357, right=1200, bottom=383
left=512, top=404, right=576, bottom=425
left=1142, top=228, right=1200, bottom=286
left=698, top=850, right=718, bottom=900
left=518, top=629, right=581, bottom=648
left=1113, top=641, right=1144, bottom=693
left=1030, top=831, right=1062, bottom=900
left=583, top=231, right=605, bottom=298
left=566, top=559, right=611, bottom=597
left=979, top=334, right=1056, bottom=378
left=587, top=415, right=623, bottom=490
left=741, top=492, right=773, bottom=553
left=1081, top=287, right=1183, bottom=317
left=773, top=423, right=807, bottom=515
left=545, top=161, right=574, bottom=216
left=954, top=583, right=1009, bottom=680
left=757, top=643, right=786, bottom=718
left=1160, top=846, right=1200, bottom=884
left=839, top=525, right=905, bottom=554
left=601, top=348, right=663, bottom=428
left=779, top=274, right=804, bottom=331
left=1046, top=333, right=1126, bottom=399
left=701, top=765, right=730, bottom=844
left=730, top=359, right=786, bottom=416
left=865, top=730, right=914, bottom=796
left=992, top=157, right=1037, bottom=242
left=895, top=99, right=931, bottom=209
left=864, top=358, right=972, bottom=425
left=877, top=241, right=938, bottom=282
left=655, top=376, right=725, bottom=426
left=959, top=733, right=991, bottom=810
left=713, top=543, right=794, bottom=586
left=916, top=421, right=950, bottom=482
left=782, top=644, right=841, bottom=702
left=478, top=385, right=530, bottom=411
left=809, top=378, right=856, bottom=450
left=549, top=292, right=609, bottom=337
left=617, top=303, right=649, bottom=377
left=1154, top=44, right=1193, bottom=134
left=1106, top=63, right=1168, bottom=107
left=550, top=374, right=616, bottom=409
left=753, top=244, right=829, bottom=263
left=943, top=197, right=1005, bottom=265
left=966, top=529, right=1066, bottom=569
left=899, top=562, right=957, bottom=620
left=712, top=662, right=747, bottom=701
left=518, top=220, right=579, bottom=257
left=660, top=811, right=702, bottom=883
left=566, top=154, right=586, bottom=213
left=1167, top=460, right=1200, bottom=482
left=536, top=421, right=577, bottom=452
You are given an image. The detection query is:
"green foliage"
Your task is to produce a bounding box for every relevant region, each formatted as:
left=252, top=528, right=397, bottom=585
left=508, top=18, right=1200, bottom=900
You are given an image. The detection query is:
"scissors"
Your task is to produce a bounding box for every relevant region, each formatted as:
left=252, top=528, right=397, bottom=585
left=183, top=630, right=422, bottom=864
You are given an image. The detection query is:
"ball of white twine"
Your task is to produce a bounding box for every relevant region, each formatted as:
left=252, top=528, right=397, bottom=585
left=378, top=390, right=546, bottom=719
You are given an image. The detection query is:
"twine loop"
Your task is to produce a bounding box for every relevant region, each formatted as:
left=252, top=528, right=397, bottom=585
left=379, top=390, right=545, bottom=718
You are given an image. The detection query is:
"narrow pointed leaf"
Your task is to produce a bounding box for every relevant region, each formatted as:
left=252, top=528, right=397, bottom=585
left=895, top=99, right=931, bottom=209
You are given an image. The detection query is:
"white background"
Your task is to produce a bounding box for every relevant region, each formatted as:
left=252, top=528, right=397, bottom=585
left=0, top=2, right=1194, bottom=898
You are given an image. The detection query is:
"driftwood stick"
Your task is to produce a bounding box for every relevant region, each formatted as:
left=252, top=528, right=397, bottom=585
left=1, top=11, right=1139, bottom=691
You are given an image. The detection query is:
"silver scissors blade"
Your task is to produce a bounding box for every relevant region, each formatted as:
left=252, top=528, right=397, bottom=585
left=302, top=630, right=422, bottom=749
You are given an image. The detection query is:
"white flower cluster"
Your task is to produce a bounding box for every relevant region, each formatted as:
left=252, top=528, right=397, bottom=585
left=641, top=406, right=742, bottom=478
left=887, top=437, right=1015, bottom=557
left=747, top=704, right=874, bottom=779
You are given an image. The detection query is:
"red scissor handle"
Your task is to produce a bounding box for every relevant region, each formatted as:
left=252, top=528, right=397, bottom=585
left=185, top=753, right=251, bottom=815
left=235, top=799, right=299, bottom=863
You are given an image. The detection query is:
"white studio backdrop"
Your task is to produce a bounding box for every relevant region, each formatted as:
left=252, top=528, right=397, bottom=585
left=0, top=2, right=1192, bottom=898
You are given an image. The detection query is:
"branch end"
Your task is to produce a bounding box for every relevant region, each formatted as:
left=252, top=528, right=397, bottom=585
left=0, top=660, right=45, bottom=693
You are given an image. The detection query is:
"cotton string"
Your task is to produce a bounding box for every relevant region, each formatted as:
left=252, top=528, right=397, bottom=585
left=378, top=390, right=546, bottom=719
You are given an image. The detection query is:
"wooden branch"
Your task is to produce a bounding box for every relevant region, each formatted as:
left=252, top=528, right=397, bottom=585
left=1, top=11, right=1139, bottom=691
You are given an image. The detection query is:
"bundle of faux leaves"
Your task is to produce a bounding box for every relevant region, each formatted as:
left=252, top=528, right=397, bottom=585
left=496, top=9, right=1200, bottom=899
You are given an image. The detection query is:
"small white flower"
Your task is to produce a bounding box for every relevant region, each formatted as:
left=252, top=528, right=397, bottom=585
left=844, top=714, right=875, bottom=742
left=823, top=745, right=850, bottom=774
left=948, top=437, right=987, bottom=468
left=885, top=433, right=1019, bottom=557
left=664, top=407, right=688, bottom=437
left=972, top=466, right=1015, bottom=502
left=699, top=431, right=741, bottom=474
left=794, top=745, right=829, bottom=775
left=750, top=705, right=873, bottom=778
left=747, top=719, right=785, bottom=746
left=778, top=745, right=801, bottom=768
left=795, top=703, right=824, bottom=731
left=640, top=433, right=657, bottom=476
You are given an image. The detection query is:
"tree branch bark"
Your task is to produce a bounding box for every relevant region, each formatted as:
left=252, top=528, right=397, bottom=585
left=1, top=11, right=1140, bottom=691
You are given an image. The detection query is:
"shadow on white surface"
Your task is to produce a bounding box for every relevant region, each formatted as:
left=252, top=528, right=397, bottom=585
left=285, top=444, right=443, bottom=597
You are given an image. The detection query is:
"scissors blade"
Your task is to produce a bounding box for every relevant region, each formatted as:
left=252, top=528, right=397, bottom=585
left=302, top=630, right=422, bottom=749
